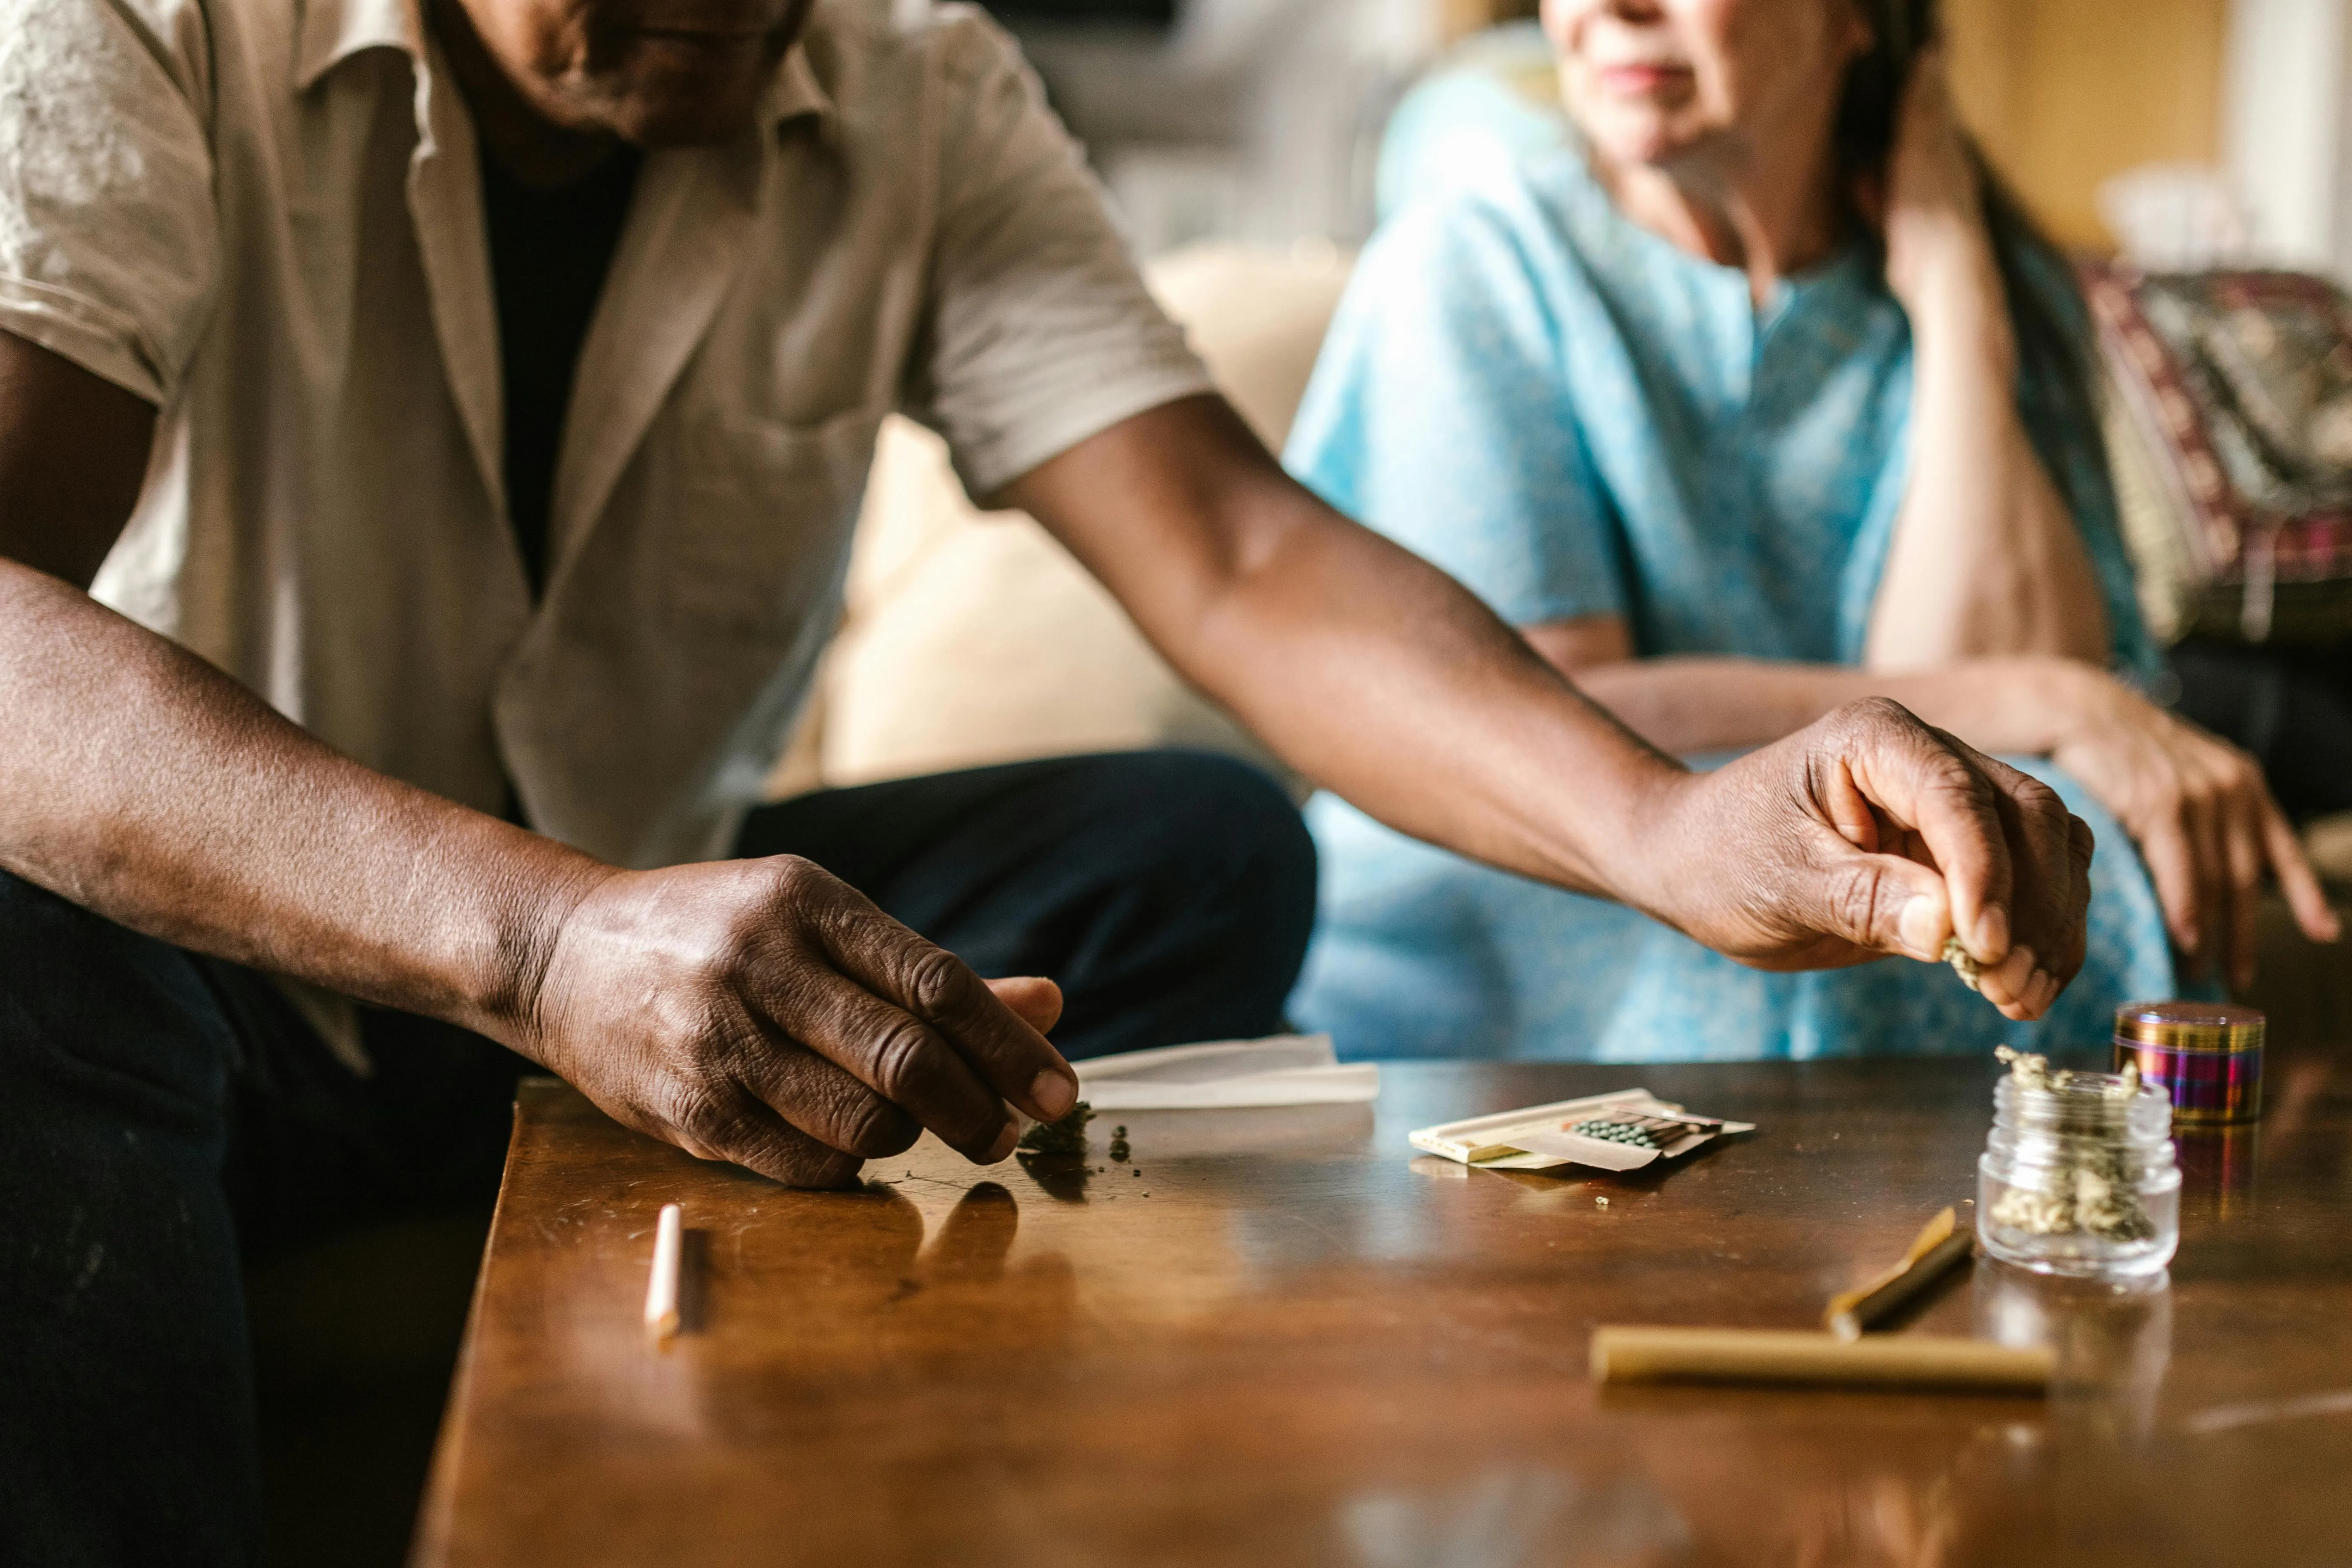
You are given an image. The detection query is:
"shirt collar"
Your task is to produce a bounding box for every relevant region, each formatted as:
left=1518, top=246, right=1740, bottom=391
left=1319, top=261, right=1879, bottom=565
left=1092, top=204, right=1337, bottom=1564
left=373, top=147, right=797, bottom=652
left=292, top=0, right=422, bottom=91
left=765, top=36, right=837, bottom=139
left=293, top=0, right=837, bottom=139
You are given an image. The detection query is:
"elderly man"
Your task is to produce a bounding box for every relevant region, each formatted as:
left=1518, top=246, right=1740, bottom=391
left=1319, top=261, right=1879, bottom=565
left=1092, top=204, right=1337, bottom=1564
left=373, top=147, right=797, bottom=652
left=0, top=0, right=2090, bottom=1558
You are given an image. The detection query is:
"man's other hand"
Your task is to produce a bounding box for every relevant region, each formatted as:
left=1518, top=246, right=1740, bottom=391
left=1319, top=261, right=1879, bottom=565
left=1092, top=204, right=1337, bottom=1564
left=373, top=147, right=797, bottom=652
left=1636, top=697, right=2093, bottom=1021
left=526, top=858, right=1081, bottom=1187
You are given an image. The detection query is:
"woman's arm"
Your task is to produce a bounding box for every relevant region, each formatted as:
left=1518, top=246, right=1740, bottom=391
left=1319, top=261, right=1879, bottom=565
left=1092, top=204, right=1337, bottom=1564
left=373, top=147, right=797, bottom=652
left=1531, top=618, right=2081, bottom=755
left=1862, top=52, right=2109, bottom=671
left=1528, top=615, right=2338, bottom=987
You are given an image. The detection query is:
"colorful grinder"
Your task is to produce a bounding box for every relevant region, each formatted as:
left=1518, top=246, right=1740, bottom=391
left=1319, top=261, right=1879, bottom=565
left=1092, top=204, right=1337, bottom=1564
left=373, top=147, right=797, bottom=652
left=2113, top=1002, right=2265, bottom=1127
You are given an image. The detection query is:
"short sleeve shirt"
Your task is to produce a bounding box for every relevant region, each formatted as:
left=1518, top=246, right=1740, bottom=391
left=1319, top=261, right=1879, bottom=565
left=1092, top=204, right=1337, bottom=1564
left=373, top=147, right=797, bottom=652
left=0, top=0, right=1212, bottom=867
left=1285, top=144, right=2157, bottom=677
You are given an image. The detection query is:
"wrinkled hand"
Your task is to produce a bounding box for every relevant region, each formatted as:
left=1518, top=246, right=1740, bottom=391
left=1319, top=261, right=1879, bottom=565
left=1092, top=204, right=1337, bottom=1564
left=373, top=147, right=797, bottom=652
left=1635, top=698, right=2092, bottom=1020
left=524, top=856, right=1079, bottom=1187
left=2048, top=672, right=2337, bottom=988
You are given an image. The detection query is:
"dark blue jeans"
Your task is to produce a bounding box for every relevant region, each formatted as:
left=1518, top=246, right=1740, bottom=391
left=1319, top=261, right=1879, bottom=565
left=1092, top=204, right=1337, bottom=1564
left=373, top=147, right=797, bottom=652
left=0, top=750, right=1313, bottom=1566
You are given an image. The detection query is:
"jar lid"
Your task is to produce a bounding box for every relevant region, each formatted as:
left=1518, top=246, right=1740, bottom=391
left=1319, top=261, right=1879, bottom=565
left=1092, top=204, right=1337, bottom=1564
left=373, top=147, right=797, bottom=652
left=2114, top=1000, right=2265, bottom=1052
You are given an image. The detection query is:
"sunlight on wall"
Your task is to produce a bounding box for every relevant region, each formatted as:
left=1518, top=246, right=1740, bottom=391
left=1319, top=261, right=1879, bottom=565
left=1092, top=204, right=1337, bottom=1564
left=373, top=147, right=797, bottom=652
left=1946, top=0, right=2230, bottom=252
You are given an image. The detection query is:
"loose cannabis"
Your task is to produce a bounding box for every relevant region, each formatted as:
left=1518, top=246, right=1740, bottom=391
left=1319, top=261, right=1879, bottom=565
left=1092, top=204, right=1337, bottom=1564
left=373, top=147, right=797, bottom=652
left=1986, top=1047, right=2155, bottom=1242
left=1017, top=1101, right=1094, bottom=1158
left=1941, top=935, right=1982, bottom=992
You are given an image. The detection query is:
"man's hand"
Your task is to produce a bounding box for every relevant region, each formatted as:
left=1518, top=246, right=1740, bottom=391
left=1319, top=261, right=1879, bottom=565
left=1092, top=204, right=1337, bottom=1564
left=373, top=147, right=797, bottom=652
left=524, top=856, right=1082, bottom=1187
left=1628, top=698, right=2094, bottom=1021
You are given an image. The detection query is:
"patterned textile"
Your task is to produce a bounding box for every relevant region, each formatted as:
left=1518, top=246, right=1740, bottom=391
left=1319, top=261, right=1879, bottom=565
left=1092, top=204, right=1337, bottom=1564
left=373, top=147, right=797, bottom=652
left=1279, top=100, right=2188, bottom=1063
left=2088, top=265, right=2352, bottom=646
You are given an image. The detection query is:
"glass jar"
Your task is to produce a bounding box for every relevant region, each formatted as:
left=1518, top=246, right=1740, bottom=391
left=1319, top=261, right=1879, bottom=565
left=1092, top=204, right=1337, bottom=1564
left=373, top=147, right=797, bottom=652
left=1977, top=1065, right=2180, bottom=1279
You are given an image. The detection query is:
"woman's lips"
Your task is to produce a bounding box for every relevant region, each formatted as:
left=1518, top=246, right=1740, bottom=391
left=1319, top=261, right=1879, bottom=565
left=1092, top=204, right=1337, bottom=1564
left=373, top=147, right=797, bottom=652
left=1594, top=61, right=1694, bottom=96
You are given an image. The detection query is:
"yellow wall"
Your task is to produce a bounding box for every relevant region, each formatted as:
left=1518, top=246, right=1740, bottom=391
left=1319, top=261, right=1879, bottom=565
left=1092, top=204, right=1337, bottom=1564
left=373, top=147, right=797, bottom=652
left=1946, top=0, right=2230, bottom=251
left=1442, top=0, right=2232, bottom=251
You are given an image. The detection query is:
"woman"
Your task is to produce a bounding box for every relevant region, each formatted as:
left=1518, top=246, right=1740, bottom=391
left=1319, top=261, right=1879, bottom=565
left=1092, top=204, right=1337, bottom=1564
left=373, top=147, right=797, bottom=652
left=1286, top=0, right=2336, bottom=1060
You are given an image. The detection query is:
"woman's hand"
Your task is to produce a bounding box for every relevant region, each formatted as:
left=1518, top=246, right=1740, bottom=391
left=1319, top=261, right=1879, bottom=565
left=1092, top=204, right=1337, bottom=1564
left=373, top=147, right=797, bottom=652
left=1874, top=46, right=1997, bottom=319
left=2045, top=666, right=2339, bottom=988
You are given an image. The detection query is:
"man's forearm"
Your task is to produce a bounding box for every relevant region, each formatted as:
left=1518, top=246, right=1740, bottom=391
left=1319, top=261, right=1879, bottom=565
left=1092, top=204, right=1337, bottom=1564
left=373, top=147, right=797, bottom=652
left=1012, top=397, right=1688, bottom=906
left=0, top=561, right=611, bottom=1044
left=1179, top=495, right=1688, bottom=897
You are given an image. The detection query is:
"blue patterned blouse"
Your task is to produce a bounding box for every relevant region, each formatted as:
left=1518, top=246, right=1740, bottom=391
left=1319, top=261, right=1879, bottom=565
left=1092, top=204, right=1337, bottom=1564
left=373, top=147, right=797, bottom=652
left=1282, top=100, right=2183, bottom=1062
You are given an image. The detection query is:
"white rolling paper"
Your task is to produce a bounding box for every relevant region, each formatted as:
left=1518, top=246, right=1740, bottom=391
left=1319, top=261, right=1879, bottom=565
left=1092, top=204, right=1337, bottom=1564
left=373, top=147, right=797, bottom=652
left=1072, top=1033, right=1379, bottom=1110
left=1409, top=1090, right=1755, bottom=1171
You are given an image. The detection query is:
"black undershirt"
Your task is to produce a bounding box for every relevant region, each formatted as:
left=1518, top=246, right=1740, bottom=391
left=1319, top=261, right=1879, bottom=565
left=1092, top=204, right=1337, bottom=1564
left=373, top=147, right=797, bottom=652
left=478, top=144, right=643, bottom=596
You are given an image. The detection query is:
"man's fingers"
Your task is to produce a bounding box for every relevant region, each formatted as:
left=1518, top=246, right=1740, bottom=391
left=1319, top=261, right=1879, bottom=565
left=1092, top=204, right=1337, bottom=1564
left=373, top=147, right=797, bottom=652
left=1814, top=841, right=1955, bottom=962
left=724, top=1025, right=929, bottom=1161
left=661, top=1085, right=865, bottom=1190
left=1804, top=700, right=2095, bottom=1021
left=987, top=975, right=1066, bottom=1036
left=850, top=930, right=1077, bottom=1123
left=1832, top=702, right=2014, bottom=965
left=784, top=862, right=1080, bottom=1122
left=2265, top=807, right=2342, bottom=945
left=1966, top=750, right=2086, bottom=990
left=1811, top=833, right=2046, bottom=1020
left=1819, top=757, right=1885, bottom=853
left=743, top=963, right=1017, bottom=1163
left=1994, top=818, right=2091, bottom=1023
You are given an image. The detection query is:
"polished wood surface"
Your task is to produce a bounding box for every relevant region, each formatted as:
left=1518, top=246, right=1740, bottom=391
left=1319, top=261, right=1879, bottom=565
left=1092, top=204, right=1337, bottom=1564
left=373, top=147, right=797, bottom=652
left=415, top=1049, right=2352, bottom=1567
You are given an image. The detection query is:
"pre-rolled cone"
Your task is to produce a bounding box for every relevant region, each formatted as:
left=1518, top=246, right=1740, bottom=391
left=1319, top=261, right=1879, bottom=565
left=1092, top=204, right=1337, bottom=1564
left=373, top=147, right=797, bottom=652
left=1591, top=1326, right=2050, bottom=1393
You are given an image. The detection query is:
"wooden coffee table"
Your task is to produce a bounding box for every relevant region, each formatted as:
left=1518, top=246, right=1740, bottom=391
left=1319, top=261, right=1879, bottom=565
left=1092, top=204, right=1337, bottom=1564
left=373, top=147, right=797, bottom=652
left=413, top=1053, right=2352, bottom=1566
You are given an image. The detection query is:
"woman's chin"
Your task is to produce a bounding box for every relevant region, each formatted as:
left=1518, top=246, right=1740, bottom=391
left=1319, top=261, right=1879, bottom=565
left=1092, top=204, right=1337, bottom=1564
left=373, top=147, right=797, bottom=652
left=1568, top=101, right=1709, bottom=173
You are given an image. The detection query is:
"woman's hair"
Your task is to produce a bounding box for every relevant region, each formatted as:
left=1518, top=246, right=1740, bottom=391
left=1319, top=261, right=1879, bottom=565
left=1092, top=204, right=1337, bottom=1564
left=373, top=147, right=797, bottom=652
left=1834, top=0, right=2100, bottom=452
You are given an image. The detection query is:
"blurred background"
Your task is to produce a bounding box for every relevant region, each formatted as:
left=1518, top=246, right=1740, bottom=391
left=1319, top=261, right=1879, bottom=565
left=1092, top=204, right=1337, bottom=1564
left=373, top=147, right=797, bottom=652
left=780, top=0, right=2352, bottom=813
left=981, top=0, right=2352, bottom=275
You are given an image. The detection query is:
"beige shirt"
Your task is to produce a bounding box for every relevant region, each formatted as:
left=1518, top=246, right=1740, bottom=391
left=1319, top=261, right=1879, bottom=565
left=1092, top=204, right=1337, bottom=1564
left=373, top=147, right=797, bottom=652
left=0, top=0, right=1211, bottom=867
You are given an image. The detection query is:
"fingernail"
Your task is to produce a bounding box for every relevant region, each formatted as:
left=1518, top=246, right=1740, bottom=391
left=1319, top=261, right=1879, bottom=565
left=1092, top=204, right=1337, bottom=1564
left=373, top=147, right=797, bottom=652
left=1974, top=904, right=2010, bottom=960
left=1898, top=895, right=1942, bottom=959
left=1030, top=1069, right=1078, bottom=1120
left=984, top=1120, right=1020, bottom=1163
